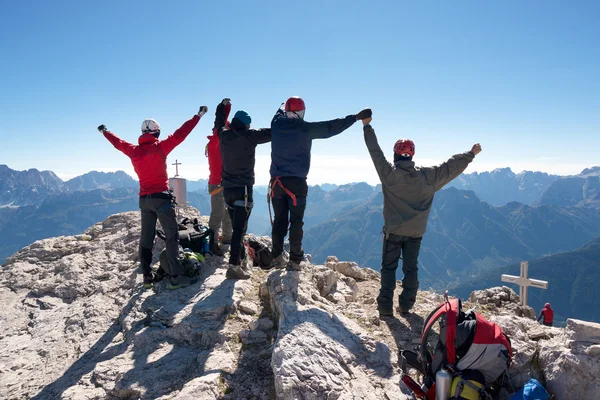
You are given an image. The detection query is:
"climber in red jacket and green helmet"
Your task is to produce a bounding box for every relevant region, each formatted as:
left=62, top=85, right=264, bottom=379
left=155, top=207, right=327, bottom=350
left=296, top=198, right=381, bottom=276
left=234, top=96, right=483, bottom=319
left=269, top=96, right=372, bottom=270
left=205, top=99, right=233, bottom=256
left=98, top=105, right=207, bottom=290
left=537, top=303, right=554, bottom=326
left=362, top=115, right=482, bottom=317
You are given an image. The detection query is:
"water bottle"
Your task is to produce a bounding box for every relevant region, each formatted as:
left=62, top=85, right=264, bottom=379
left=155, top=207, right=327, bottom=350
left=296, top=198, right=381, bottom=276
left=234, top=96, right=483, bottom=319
left=436, top=368, right=452, bottom=400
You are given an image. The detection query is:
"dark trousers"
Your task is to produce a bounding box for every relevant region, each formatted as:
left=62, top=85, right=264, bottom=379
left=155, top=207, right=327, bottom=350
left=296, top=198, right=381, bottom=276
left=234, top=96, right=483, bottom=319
left=377, top=233, right=423, bottom=311
left=271, top=177, right=308, bottom=263
left=139, top=194, right=183, bottom=277
left=543, top=321, right=553, bottom=327
left=224, top=186, right=253, bottom=266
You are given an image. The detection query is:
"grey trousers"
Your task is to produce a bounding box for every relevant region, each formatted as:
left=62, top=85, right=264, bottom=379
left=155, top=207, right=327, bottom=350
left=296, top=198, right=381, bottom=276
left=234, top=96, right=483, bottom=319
left=139, top=195, right=183, bottom=277
left=208, top=184, right=232, bottom=242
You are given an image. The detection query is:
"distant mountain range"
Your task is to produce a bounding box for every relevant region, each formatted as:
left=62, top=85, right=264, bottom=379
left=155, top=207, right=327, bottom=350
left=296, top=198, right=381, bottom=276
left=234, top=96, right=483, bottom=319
left=453, top=237, right=600, bottom=323
left=303, top=186, right=600, bottom=290
left=2, top=164, right=600, bottom=298
left=536, top=166, right=600, bottom=208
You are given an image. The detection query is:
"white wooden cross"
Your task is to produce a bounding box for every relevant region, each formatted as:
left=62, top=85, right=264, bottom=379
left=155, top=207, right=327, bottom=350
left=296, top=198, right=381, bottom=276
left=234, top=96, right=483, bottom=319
left=172, top=159, right=181, bottom=177
left=501, top=261, right=548, bottom=306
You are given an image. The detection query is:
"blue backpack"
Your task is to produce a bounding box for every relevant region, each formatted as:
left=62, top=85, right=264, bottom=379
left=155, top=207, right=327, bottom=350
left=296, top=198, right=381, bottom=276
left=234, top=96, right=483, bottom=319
left=509, top=379, right=551, bottom=400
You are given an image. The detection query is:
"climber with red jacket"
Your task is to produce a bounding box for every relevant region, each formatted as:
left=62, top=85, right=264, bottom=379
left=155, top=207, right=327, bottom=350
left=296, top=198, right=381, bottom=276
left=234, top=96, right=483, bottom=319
left=362, top=115, right=481, bottom=317
left=269, top=96, right=372, bottom=270
left=205, top=98, right=233, bottom=256
left=98, top=105, right=207, bottom=290
left=537, top=303, right=554, bottom=326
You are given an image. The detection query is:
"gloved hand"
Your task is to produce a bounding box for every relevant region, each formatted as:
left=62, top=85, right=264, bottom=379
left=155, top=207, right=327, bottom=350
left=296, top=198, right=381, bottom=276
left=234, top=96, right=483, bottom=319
left=198, top=106, right=208, bottom=117
left=221, top=98, right=231, bottom=106
left=97, top=124, right=107, bottom=133
left=356, top=108, right=372, bottom=121
left=471, top=143, right=483, bottom=156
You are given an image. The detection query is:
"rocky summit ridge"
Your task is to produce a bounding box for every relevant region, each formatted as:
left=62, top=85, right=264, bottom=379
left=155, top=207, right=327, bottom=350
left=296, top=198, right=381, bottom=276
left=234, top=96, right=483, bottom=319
left=1, top=207, right=599, bottom=399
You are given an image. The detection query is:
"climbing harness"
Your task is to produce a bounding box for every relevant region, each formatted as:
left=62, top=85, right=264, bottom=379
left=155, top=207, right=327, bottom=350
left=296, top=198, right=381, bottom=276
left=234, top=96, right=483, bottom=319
left=267, top=177, right=297, bottom=227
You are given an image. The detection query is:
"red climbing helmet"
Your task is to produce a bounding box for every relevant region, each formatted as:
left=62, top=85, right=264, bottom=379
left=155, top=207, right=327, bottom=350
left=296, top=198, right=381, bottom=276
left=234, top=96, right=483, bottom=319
left=285, top=96, right=306, bottom=112
left=394, top=139, right=415, bottom=157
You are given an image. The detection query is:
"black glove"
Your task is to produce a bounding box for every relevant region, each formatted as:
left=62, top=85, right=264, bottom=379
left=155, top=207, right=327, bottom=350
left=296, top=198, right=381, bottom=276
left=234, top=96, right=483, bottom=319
left=356, top=108, right=372, bottom=120
left=198, top=106, right=208, bottom=117
left=97, top=124, right=107, bottom=133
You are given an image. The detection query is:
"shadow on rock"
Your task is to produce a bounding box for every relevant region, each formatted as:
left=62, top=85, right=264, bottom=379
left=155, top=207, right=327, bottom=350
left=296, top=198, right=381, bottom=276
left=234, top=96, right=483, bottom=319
left=31, top=289, right=145, bottom=400
left=98, top=263, right=238, bottom=399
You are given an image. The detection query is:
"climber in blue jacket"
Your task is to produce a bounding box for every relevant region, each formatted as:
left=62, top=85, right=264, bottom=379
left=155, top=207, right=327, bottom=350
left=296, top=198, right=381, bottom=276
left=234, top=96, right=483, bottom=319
left=268, top=96, right=372, bottom=270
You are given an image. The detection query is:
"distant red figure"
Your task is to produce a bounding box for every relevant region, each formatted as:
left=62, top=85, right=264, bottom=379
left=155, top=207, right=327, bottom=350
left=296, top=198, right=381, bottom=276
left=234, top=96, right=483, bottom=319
left=537, top=303, right=554, bottom=326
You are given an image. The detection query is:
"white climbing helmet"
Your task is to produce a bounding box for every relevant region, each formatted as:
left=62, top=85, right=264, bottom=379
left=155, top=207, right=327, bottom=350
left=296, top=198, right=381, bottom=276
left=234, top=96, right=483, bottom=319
left=141, top=118, right=161, bottom=134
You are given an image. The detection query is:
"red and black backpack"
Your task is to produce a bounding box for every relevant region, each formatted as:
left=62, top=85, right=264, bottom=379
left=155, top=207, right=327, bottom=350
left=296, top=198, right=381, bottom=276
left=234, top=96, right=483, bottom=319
left=401, top=297, right=512, bottom=399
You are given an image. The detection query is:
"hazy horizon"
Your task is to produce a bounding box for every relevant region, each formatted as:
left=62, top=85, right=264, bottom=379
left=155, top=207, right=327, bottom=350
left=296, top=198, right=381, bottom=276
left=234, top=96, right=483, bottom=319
left=3, top=160, right=596, bottom=188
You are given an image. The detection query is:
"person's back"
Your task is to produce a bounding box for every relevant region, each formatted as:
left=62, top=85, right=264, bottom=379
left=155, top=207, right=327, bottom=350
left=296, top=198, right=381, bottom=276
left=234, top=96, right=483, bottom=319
left=130, top=134, right=173, bottom=195
left=378, top=160, right=438, bottom=238
left=103, top=116, right=202, bottom=196
left=220, top=116, right=270, bottom=188
left=362, top=116, right=481, bottom=316
left=270, top=114, right=326, bottom=178
left=270, top=101, right=359, bottom=179
left=268, top=97, right=371, bottom=270
left=99, top=106, right=207, bottom=290
left=218, top=109, right=271, bottom=280
left=538, top=303, right=554, bottom=326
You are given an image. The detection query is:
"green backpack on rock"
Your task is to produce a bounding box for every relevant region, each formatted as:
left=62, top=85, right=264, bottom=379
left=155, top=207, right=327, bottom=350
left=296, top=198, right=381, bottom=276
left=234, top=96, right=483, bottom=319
left=157, top=246, right=204, bottom=278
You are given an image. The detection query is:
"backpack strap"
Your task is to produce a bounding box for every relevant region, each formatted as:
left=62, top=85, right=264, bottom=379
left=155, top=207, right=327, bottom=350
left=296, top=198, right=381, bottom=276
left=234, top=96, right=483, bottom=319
left=445, top=298, right=459, bottom=365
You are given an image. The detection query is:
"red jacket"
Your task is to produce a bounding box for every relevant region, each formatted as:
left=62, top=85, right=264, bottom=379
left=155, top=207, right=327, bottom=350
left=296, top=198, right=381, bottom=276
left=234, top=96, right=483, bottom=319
left=206, top=102, right=231, bottom=185
left=540, top=306, right=554, bottom=323
left=206, top=128, right=223, bottom=185
left=103, top=115, right=200, bottom=195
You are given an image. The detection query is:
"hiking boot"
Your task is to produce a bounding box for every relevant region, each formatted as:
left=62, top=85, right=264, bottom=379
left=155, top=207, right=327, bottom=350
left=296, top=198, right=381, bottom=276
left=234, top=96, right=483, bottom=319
left=143, top=273, right=155, bottom=289
left=269, top=254, right=287, bottom=270
left=288, top=257, right=310, bottom=271
left=397, top=305, right=412, bottom=316
left=378, top=307, right=394, bottom=318
left=168, top=274, right=198, bottom=290
left=210, top=243, right=224, bottom=257
left=226, top=264, right=252, bottom=280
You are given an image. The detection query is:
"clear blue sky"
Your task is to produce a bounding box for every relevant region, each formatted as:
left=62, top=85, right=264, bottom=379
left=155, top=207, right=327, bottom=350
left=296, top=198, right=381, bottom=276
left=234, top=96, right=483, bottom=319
left=1, top=0, right=598, bottom=185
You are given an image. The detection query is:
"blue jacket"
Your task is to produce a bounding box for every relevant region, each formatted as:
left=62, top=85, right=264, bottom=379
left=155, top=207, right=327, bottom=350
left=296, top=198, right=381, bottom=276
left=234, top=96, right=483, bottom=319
left=269, top=109, right=356, bottom=178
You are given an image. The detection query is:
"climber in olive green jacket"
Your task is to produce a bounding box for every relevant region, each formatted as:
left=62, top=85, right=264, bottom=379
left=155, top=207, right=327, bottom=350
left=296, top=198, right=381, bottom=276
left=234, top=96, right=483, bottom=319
left=362, top=115, right=482, bottom=317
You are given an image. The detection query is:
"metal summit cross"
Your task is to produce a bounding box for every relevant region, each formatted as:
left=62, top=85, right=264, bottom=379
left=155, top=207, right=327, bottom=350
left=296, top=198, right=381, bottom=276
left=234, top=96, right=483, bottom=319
left=501, top=261, right=548, bottom=306
left=172, top=159, right=181, bottom=177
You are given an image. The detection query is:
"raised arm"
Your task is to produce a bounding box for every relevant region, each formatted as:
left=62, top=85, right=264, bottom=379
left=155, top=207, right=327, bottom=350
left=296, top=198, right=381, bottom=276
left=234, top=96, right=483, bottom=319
left=421, top=144, right=481, bottom=191
left=98, top=125, right=136, bottom=158
left=248, top=128, right=272, bottom=145
left=363, top=122, right=394, bottom=181
left=306, top=115, right=356, bottom=140
left=307, top=108, right=371, bottom=140
left=214, top=98, right=231, bottom=132
left=160, top=106, right=206, bottom=155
